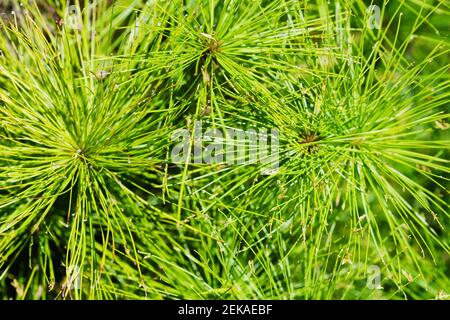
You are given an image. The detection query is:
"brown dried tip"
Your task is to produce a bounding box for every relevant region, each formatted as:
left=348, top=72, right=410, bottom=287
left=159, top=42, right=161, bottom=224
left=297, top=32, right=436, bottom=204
left=299, top=132, right=321, bottom=154
left=200, top=33, right=223, bottom=56
left=203, top=105, right=212, bottom=116
left=56, top=18, right=64, bottom=27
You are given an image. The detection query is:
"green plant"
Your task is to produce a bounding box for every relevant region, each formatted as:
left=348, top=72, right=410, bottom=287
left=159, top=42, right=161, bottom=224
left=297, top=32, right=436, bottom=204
left=0, top=0, right=448, bottom=300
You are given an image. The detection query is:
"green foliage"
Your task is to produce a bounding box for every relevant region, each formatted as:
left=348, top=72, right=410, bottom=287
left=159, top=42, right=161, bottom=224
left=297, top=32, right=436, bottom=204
left=0, top=0, right=448, bottom=299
